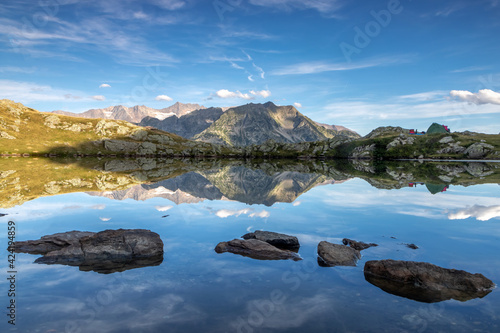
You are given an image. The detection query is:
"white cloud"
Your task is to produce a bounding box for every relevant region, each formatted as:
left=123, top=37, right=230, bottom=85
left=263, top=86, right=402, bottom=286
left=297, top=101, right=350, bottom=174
left=250, top=90, right=271, bottom=98
left=294, top=102, right=302, bottom=108
left=213, top=89, right=271, bottom=100
left=214, top=89, right=252, bottom=100
left=91, top=204, right=106, bottom=210
left=448, top=205, right=500, bottom=221
left=99, top=84, right=111, bottom=88
left=99, top=217, right=111, bottom=221
left=156, top=95, right=173, bottom=101
left=156, top=205, right=173, bottom=212
left=248, top=75, right=254, bottom=82
left=215, top=208, right=269, bottom=219
left=449, top=89, right=500, bottom=105
left=292, top=201, right=301, bottom=206
left=249, top=210, right=270, bottom=218
left=92, top=95, right=106, bottom=101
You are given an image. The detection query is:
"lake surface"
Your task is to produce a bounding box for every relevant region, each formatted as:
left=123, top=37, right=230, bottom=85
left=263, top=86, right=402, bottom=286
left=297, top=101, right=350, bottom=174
left=1, top=158, right=499, bottom=332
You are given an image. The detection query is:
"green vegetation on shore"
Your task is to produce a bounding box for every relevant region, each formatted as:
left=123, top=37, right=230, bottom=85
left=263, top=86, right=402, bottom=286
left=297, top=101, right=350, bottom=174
left=1, top=99, right=499, bottom=160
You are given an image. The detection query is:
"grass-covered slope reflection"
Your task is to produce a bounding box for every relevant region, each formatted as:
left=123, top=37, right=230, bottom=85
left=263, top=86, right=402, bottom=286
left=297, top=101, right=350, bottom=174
left=1, top=157, right=499, bottom=209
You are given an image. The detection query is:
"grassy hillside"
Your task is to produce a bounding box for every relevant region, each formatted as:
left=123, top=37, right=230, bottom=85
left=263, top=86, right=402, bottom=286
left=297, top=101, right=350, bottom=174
left=0, top=99, right=235, bottom=157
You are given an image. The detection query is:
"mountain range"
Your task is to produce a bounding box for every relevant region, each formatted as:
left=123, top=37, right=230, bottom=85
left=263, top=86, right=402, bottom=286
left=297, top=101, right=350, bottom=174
left=52, top=101, right=359, bottom=146
left=142, top=102, right=359, bottom=146
left=53, top=102, right=205, bottom=123
left=140, top=107, right=224, bottom=139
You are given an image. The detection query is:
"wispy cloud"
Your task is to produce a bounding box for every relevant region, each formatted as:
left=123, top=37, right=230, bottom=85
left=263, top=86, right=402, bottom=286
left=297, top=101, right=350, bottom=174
left=399, top=91, right=447, bottom=102
left=0, top=66, right=36, bottom=74
left=99, top=83, right=111, bottom=88
left=92, top=95, right=106, bottom=101
left=321, top=99, right=500, bottom=121
left=248, top=0, right=343, bottom=15
left=0, top=15, right=177, bottom=66
left=450, top=66, right=489, bottom=73
left=0, top=79, right=88, bottom=103
left=271, top=56, right=411, bottom=75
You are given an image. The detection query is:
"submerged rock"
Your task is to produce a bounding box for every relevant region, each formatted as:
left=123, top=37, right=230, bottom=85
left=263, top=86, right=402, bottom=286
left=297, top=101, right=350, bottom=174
left=342, top=238, right=378, bottom=251
left=9, top=229, right=164, bottom=274
left=317, top=241, right=361, bottom=267
left=242, top=230, right=300, bottom=250
left=215, top=239, right=301, bottom=261
left=364, top=259, right=495, bottom=303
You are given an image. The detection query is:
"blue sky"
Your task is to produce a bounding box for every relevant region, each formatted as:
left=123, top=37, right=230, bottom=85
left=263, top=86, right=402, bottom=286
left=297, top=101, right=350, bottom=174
left=1, top=0, right=499, bottom=135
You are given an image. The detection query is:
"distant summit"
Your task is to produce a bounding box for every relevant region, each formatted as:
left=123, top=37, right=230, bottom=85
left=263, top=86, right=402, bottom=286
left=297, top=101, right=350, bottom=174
left=52, top=102, right=205, bottom=123
left=194, top=102, right=360, bottom=146
left=140, top=107, right=224, bottom=139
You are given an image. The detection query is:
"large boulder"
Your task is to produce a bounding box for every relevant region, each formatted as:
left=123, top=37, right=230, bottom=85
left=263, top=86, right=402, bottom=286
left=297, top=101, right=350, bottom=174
left=215, top=239, right=301, bottom=261
left=242, top=230, right=299, bottom=250
left=364, top=259, right=495, bottom=303
left=317, top=241, right=361, bottom=267
left=386, top=134, right=415, bottom=149
left=463, top=142, right=494, bottom=159
left=9, top=229, right=164, bottom=274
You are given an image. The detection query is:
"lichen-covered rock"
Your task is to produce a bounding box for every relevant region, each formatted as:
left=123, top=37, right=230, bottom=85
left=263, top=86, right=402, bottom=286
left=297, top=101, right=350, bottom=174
left=439, top=136, right=454, bottom=144
left=215, top=239, right=301, bottom=261
left=104, top=140, right=141, bottom=152
left=44, top=115, right=61, bottom=128
left=138, top=142, right=157, bottom=154
left=436, top=142, right=466, bottom=154
left=364, top=259, right=495, bottom=303
left=463, top=142, right=494, bottom=159
left=349, top=144, right=376, bottom=159
left=386, top=134, right=415, bottom=149
left=317, top=241, right=361, bottom=267
left=0, top=131, right=16, bottom=139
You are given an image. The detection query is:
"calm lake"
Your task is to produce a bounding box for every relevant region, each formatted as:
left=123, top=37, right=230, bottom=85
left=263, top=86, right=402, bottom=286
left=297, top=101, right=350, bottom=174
left=1, top=158, right=499, bottom=332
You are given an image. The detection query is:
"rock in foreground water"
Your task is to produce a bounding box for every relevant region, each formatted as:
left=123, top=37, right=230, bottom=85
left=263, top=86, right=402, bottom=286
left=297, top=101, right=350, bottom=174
left=9, top=229, right=164, bottom=274
left=242, top=230, right=300, bottom=249
left=342, top=238, right=378, bottom=251
left=317, top=241, right=361, bottom=267
left=364, top=259, right=495, bottom=303
left=215, top=239, right=301, bottom=261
